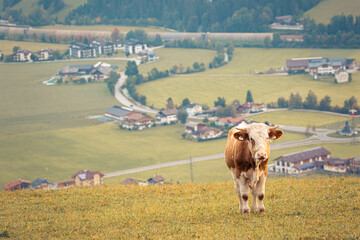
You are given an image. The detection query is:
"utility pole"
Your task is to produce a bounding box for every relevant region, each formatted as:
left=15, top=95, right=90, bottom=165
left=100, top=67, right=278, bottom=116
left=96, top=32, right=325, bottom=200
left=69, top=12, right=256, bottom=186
left=189, top=156, right=194, bottom=182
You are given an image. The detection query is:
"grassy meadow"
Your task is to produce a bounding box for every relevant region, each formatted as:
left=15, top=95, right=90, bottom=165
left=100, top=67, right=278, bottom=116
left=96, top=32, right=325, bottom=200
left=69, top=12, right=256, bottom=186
left=105, top=142, right=360, bottom=185
left=305, top=0, right=360, bottom=24
left=138, top=48, right=217, bottom=75
left=137, top=48, right=360, bottom=109
left=0, top=40, right=70, bottom=55
left=1, top=178, right=359, bottom=239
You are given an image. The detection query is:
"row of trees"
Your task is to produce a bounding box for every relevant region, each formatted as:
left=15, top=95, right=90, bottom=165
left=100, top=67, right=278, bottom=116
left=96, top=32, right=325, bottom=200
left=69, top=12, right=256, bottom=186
left=273, top=90, right=359, bottom=114
left=64, top=0, right=319, bottom=32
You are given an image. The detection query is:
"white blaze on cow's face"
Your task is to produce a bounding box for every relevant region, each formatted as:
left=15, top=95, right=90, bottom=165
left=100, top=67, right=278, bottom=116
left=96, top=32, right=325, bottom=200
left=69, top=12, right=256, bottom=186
left=234, top=123, right=283, bottom=162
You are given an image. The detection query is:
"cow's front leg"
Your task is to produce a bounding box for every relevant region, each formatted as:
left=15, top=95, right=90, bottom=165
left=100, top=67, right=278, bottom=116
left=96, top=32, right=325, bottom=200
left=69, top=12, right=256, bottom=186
left=239, top=176, right=250, bottom=214
left=230, top=169, right=242, bottom=213
left=254, top=174, right=266, bottom=213
left=251, top=189, right=258, bottom=213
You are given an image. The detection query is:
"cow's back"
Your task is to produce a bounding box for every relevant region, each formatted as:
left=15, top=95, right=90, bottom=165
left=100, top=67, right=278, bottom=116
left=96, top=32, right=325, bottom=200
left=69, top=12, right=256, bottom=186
left=225, top=127, right=253, bottom=177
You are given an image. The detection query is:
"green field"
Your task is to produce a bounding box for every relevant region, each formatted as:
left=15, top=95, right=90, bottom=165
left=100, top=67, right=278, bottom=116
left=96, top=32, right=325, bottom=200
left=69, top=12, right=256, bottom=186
left=40, top=25, right=172, bottom=33
left=305, top=0, right=360, bottom=24
left=105, top=142, right=360, bottom=185
left=137, top=48, right=360, bottom=109
left=0, top=40, right=70, bottom=55
left=138, top=48, right=217, bottom=75
left=1, top=178, right=359, bottom=239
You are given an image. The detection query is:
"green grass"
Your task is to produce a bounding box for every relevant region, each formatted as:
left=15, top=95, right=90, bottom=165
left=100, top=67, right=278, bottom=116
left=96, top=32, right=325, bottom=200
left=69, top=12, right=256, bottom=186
left=137, top=48, right=360, bottom=109
left=245, top=110, right=350, bottom=128
left=0, top=61, right=129, bottom=135
left=1, top=178, right=359, bottom=239
left=40, top=25, right=172, bottom=33
left=138, top=48, right=217, bottom=75
left=105, top=142, right=360, bottom=185
left=0, top=40, right=70, bottom=55
left=0, top=122, right=308, bottom=188
left=305, top=0, right=360, bottom=24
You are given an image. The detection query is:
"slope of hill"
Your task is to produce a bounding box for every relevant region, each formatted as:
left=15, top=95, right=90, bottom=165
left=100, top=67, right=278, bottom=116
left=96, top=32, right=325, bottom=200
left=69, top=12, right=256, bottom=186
left=1, top=178, right=359, bottom=239
left=305, top=0, right=360, bottom=24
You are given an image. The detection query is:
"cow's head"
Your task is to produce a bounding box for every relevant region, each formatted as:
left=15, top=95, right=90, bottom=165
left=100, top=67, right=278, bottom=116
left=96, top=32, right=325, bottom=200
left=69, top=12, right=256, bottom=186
left=233, top=123, right=283, bottom=163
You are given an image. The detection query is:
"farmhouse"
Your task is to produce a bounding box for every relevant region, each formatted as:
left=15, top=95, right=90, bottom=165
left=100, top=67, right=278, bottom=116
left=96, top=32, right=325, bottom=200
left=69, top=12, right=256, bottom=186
left=180, top=103, right=203, bottom=116
left=4, top=179, right=31, bottom=191
left=124, top=39, right=147, bottom=54
left=121, top=111, right=152, bottom=130
left=216, top=117, right=246, bottom=127
left=349, top=157, right=360, bottom=173
left=104, top=105, right=132, bottom=120
left=13, top=49, right=32, bottom=62
left=323, top=158, right=349, bottom=173
left=157, top=109, right=178, bottom=125
left=236, top=102, right=267, bottom=114
left=120, top=178, right=139, bottom=186
left=274, top=147, right=331, bottom=174
left=57, top=180, right=75, bottom=188
left=57, top=62, right=118, bottom=81
left=147, top=175, right=165, bottom=185
left=69, top=42, right=96, bottom=58
left=185, top=121, right=222, bottom=140
left=137, top=50, right=159, bottom=62
left=72, top=170, right=104, bottom=187
left=37, top=48, right=54, bottom=61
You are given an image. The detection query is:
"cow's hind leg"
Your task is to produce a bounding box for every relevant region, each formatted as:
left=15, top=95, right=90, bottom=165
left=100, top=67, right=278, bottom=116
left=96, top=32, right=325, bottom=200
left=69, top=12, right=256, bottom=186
left=230, top=169, right=242, bottom=213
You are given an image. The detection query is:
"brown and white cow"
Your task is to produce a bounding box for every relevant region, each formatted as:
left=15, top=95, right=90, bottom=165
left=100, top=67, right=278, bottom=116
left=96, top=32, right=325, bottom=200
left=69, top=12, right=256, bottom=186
left=225, top=122, right=283, bottom=214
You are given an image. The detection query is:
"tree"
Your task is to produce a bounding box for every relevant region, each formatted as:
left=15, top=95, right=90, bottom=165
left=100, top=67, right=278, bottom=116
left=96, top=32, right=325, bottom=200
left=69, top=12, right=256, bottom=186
left=177, top=110, right=188, bottom=124
left=277, top=97, right=288, bottom=108
left=214, top=97, right=226, bottom=108
left=319, top=95, right=332, bottom=111
left=303, top=90, right=318, bottom=109
left=181, top=98, right=190, bottom=107
left=166, top=97, right=175, bottom=109
left=344, top=96, right=358, bottom=110
left=12, top=46, right=20, bottom=52
left=125, top=61, right=138, bottom=76
left=289, top=92, right=303, bottom=109
left=152, top=34, right=163, bottom=46
left=246, top=90, right=254, bottom=103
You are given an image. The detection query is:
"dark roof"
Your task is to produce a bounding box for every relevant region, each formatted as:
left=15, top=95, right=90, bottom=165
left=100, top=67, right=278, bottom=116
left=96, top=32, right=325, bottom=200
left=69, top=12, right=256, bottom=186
left=324, top=158, right=349, bottom=166
left=31, top=178, right=54, bottom=187
left=148, top=175, right=165, bottom=184
left=274, top=147, right=331, bottom=163
left=105, top=106, right=132, bottom=118
left=120, top=178, right=138, bottom=185
left=69, top=64, right=93, bottom=71
left=286, top=59, right=309, bottom=68
left=72, top=170, right=104, bottom=180
left=346, top=58, right=356, bottom=65
left=158, top=109, right=178, bottom=116
left=4, top=180, right=31, bottom=190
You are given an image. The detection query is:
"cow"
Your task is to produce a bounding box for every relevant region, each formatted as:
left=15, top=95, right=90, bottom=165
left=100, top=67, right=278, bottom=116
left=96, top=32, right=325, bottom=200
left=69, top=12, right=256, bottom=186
left=225, top=122, right=283, bottom=214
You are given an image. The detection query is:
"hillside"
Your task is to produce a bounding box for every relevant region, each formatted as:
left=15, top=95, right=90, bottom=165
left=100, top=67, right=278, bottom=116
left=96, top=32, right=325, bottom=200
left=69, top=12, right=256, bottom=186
left=1, top=178, right=359, bottom=239
left=305, top=0, right=360, bottom=24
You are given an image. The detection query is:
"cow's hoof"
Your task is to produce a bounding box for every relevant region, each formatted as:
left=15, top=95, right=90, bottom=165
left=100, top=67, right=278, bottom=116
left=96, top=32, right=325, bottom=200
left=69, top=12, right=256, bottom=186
left=251, top=207, right=258, bottom=213
left=242, top=209, right=250, bottom=214
left=258, top=207, right=266, bottom=213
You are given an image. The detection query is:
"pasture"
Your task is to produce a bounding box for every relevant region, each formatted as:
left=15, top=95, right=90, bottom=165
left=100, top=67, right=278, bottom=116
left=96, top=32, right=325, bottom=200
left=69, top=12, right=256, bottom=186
left=138, top=48, right=217, bottom=75
left=137, top=48, right=360, bottom=109
left=0, top=121, right=308, bottom=188
left=0, top=40, right=69, bottom=55
left=1, top=178, right=359, bottom=239
left=105, top=142, right=360, bottom=184
left=305, top=0, right=360, bottom=24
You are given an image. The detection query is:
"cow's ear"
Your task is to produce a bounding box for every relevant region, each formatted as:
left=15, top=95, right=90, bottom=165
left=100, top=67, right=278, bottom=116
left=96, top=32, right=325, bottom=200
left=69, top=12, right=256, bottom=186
left=269, top=126, right=283, bottom=140
left=233, top=128, right=248, bottom=141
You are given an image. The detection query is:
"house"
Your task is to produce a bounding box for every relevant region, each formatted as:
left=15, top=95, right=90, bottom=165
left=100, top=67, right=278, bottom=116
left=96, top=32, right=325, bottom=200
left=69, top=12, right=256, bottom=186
left=180, top=103, right=203, bottom=116
left=37, top=48, right=54, bottom=61
left=69, top=42, right=96, bottom=58
left=58, top=64, right=94, bottom=77
left=147, top=175, right=165, bottom=185
left=185, top=121, right=223, bottom=140
left=72, top=170, right=104, bottom=187
left=120, top=178, right=138, bottom=186
left=216, top=117, right=246, bottom=127
left=114, top=39, right=123, bottom=50
left=13, top=49, right=32, bottom=62
left=121, top=111, right=152, bottom=130
left=157, top=109, right=178, bottom=125
left=275, top=15, right=293, bottom=25
left=57, top=180, right=75, bottom=188
left=57, top=62, right=117, bottom=81
left=349, top=157, right=360, bottom=173
left=90, top=39, right=115, bottom=55
left=124, top=39, right=147, bottom=54
left=4, top=179, right=31, bottom=191
left=286, top=58, right=313, bottom=72
left=31, top=178, right=56, bottom=190
left=335, top=69, right=349, bottom=83
left=104, top=105, right=132, bottom=121
left=323, top=158, right=349, bottom=173
left=346, top=59, right=357, bottom=69
left=237, top=102, right=267, bottom=114
left=274, top=147, right=331, bottom=174
left=137, top=50, right=159, bottom=62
